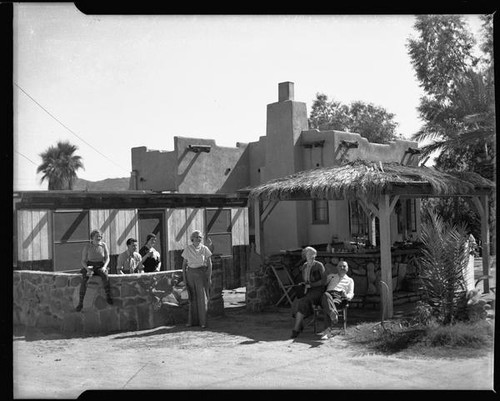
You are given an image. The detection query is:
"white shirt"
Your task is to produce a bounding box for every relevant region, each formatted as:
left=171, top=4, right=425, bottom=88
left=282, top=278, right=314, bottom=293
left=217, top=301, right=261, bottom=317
left=116, top=250, right=142, bottom=274
left=325, top=273, right=354, bottom=300
left=181, top=244, right=212, bottom=268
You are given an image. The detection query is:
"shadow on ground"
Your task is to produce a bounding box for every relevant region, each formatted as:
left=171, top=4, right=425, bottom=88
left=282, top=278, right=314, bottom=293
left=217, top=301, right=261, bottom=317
left=13, top=289, right=420, bottom=345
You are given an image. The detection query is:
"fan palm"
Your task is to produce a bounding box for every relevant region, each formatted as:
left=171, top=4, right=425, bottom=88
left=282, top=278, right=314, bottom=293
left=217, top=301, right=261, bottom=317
left=37, top=141, right=84, bottom=190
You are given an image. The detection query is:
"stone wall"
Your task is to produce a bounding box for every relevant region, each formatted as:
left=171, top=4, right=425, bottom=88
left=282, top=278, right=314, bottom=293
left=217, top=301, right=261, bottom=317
left=246, top=250, right=427, bottom=311
left=13, top=266, right=224, bottom=335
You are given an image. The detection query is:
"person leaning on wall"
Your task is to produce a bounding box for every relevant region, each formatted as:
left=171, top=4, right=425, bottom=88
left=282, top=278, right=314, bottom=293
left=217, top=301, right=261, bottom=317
left=116, top=238, right=144, bottom=274
left=76, top=229, right=113, bottom=312
left=139, top=233, right=162, bottom=272
left=181, top=230, right=213, bottom=329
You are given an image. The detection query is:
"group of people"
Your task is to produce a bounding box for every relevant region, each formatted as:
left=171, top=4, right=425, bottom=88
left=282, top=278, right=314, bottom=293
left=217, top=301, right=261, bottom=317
left=291, top=246, right=354, bottom=340
left=75, top=230, right=162, bottom=312
left=76, top=229, right=213, bottom=331
left=76, top=230, right=352, bottom=339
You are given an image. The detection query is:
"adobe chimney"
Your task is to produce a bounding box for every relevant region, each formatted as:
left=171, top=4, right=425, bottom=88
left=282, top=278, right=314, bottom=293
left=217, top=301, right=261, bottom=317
left=278, top=81, right=294, bottom=102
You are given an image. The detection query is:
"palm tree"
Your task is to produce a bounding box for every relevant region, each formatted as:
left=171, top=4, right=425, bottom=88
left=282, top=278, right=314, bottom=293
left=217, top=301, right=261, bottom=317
left=37, top=141, right=84, bottom=190
left=412, top=68, right=495, bottom=180
left=419, top=210, right=470, bottom=324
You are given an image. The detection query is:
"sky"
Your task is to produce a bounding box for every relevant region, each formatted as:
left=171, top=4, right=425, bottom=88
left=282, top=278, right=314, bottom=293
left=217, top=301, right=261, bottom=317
left=13, top=4, right=486, bottom=191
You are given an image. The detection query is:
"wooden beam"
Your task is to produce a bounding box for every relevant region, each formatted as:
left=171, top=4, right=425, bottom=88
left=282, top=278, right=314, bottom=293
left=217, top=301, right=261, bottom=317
left=473, top=195, right=491, bottom=293
left=357, top=198, right=377, bottom=246
left=359, top=198, right=379, bottom=218
left=253, top=199, right=265, bottom=261
left=389, top=195, right=400, bottom=214
left=261, top=200, right=279, bottom=224
left=471, top=196, right=485, bottom=217
left=378, top=194, right=394, bottom=318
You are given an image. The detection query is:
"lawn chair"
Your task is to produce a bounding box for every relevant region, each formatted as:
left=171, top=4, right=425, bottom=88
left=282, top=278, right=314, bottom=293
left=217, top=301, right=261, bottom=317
left=270, top=264, right=297, bottom=306
left=309, top=302, right=349, bottom=334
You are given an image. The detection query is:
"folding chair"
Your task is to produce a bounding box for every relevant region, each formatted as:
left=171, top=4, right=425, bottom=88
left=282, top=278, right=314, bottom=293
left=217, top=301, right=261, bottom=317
left=270, top=264, right=297, bottom=306
left=310, top=303, right=349, bottom=334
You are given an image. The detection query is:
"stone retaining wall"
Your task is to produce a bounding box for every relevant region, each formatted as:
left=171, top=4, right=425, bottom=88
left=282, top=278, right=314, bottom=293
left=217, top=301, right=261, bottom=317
left=13, top=266, right=224, bottom=335
left=246, top=251, right=427, bottom=311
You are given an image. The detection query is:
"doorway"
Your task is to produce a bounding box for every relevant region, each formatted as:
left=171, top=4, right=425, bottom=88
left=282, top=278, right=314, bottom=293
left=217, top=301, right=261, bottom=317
left=138, top=210, right=165, bottom=270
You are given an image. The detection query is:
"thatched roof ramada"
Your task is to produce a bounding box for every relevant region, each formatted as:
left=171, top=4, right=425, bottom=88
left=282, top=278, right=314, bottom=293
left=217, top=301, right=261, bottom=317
left=247, top=160, right=495, bottom=203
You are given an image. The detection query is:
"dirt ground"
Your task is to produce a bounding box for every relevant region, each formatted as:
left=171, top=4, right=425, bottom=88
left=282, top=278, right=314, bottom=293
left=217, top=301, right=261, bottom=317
left=12, top=260, right=496, bottom=398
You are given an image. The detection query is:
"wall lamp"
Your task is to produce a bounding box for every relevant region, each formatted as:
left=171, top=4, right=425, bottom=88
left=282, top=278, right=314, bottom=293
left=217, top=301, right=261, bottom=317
left=188, top=145, right=211, bottom=153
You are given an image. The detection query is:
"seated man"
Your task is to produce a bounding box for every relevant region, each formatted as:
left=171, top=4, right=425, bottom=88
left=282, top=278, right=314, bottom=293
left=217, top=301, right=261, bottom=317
left=320, top=260, right=354, bottom=339
left=116, top=238, right=144, bottom=274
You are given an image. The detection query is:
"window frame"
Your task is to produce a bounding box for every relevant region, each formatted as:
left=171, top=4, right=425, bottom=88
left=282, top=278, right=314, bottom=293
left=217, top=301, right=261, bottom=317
left=205, top=208, right=233, bottom=257
left=52, top=209, right=90, bottom=272
left=348, top=200, right=370, bottom=237
left=311, top=199, right=329, bottom=225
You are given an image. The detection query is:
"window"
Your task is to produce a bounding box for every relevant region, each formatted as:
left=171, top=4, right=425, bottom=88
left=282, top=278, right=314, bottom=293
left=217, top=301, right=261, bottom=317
left=349, top=201, right=369, bottom=236
left=53, top=210, right=90, bottom=272
left=406, top=199, right=417, bottom=232
left=312, top=199, right=329, bottom=224
left=205, top=208, right=232, bottom=256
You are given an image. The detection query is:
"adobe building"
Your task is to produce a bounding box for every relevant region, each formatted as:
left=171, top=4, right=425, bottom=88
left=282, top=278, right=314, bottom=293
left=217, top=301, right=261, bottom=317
left=131, top=82, right=421, bottom=254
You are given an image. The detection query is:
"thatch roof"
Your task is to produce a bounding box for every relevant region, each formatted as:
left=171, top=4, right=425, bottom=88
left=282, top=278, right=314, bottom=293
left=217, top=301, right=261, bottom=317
left=247, top=160, right=495, bottom=202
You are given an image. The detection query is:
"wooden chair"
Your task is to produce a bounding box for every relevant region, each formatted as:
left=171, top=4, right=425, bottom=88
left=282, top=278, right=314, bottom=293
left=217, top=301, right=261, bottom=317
left=270, top=264, right=297, bottom=306
left=310, top=303, right=349, bottom=334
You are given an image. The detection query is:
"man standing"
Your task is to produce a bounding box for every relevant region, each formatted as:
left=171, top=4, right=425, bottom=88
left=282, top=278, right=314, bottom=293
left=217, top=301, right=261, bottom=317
left=321, top=260, right=354, bottom=339
left=116, top=238, right=144, bottom=274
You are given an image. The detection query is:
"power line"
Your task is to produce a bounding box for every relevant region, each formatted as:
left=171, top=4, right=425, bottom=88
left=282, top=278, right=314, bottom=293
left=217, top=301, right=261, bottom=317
left=14, top=82, right=130, bottom=173
left=15, top=150, right=37, bottom=166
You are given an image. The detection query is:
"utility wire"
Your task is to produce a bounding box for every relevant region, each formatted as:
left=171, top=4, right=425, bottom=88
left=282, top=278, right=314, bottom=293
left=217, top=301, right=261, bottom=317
left=14, top=82, right=130, bottom=173
left=15, top=150, right=38, bottom=166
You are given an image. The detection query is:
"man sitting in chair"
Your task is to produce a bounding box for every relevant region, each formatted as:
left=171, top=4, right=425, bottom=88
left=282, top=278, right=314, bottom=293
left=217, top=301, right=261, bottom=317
left=320, top=260, right=354, bottom=339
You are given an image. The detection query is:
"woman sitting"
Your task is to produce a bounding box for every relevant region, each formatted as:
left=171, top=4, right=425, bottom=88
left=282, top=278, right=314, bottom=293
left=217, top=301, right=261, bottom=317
left=290, top=246, right=327, bottom=339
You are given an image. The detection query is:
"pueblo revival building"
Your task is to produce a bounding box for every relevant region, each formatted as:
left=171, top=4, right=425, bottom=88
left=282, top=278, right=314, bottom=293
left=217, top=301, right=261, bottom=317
left=130, top=82, right=422, bottom=254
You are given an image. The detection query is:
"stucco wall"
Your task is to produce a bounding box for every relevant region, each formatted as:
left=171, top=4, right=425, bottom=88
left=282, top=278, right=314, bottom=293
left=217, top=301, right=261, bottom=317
left=13, top=268, right=224, bottom=335
left=131, top=146, right=178, bottom=191
left=174, top=137, right=250, bottom=194
left=300, top=129, right=419, bottom=167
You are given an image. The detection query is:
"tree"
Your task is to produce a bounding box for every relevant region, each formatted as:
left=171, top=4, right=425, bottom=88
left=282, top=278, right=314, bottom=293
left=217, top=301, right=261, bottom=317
left=407, top=14, right=495, bottom=178
left=308, top=94, right=400, bottom=144
left=407, top=15, right=477, bottom=101
left=37, top=141, right=84, bottom=190
left=407, top=14, right=496, bottom=254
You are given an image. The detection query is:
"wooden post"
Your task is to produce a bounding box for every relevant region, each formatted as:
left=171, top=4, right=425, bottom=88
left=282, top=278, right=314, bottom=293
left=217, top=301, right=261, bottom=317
left=378, top=194, right=394, bottom=319
left=253, top=199, right=265, bottom=262
left=472, top=195, right=491, bottom=293
left=358, top=197, right=377, bottom=246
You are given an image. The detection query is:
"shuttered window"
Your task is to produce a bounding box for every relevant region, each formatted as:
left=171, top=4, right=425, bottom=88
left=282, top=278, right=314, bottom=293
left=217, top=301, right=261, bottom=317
left=53, top=210, right=89, bottom=272
left=205, top=209, right=232, bottom=256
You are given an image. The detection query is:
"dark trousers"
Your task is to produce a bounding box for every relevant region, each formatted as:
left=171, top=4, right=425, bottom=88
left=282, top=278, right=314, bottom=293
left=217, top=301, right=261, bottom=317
left=321, top=290, right=348, bottom=327
left=78, top=264, right=111, bottom=305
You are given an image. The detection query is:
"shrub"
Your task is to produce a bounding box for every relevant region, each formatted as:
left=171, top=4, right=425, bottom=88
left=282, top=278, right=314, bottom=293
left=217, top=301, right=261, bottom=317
left=425, top=320, right=494, bottom=348
left=419, top=210, right=471, bottom=324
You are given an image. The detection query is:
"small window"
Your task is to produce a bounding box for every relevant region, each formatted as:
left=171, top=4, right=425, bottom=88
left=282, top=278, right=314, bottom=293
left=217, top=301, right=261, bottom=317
left=349, top=201, right=369, bottom=236
left=406, top=199, right=417, bottom=232
left=312, top=199, right=329, bottom=224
